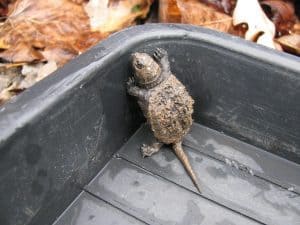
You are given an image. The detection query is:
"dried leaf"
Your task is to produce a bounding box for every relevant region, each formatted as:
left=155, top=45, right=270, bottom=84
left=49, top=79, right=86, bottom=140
left=233, top=0, right=276, bottom=48
left=0, top=0, right=154, bottom=105
left=85, top=0, right=152, bottom=33
left=276, top=34, right=300, bottom=55
left=0, top=0, right=103, bottom=64
left=0, top=62, right=25, bottom=68
left=19, top=61, right=57, bottom=89
left=0, top=89, right=14, bottom=105
left=0, top=65, right=22, bottom=104
left=70, top=0, right=87, bottom=4
left=1, top=61, right=57, bottom=101
left=176, top=0, right=233, bottom=33
left=292, top=22, right=300, bottom=34
left=261, top=0, right=296, bottom=36
left=0, top=42, right=44, bottom=63
left=0, top=0, right=14, bottom=18
left=41, top=44, right=78, bottom=67
left=37, top=60, right=57, bottom=81
left=0, top=65, right=20, bottom=92
left=159, top=0, right=182, bottom=23
left=200, top=0, right=235, bottom=14
left=19, top=63, right=43, bottom=89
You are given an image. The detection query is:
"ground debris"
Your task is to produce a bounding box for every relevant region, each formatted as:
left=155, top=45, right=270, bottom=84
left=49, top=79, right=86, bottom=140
left=0, top=0, right=153, bottom=105
left=0, top=0, right=299, bottom=106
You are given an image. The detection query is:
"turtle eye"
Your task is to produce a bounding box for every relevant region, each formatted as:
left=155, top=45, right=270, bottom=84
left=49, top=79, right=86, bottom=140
left=135, top=61, right=144, bottom=69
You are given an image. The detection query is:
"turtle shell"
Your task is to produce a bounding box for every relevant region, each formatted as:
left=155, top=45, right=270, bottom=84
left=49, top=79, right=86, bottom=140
left=147, top=75, right=194, bottom=144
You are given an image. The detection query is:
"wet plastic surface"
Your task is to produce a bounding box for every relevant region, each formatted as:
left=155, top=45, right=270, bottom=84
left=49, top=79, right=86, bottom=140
left=55, top=123, right=300, bottom=225
left=0, top=24, right=299, bottom=225
left=86, top=158, right=258, bottom=225
left=184, top=124, right=300, bottom=194
left=53, top=192, right=145, bottom=225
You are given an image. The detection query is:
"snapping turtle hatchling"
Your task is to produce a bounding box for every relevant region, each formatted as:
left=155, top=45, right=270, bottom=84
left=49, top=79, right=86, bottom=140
left=127, top=48, right=201, bottom=193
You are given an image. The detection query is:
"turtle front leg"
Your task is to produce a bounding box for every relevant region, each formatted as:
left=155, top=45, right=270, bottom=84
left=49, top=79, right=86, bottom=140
left=153, top=48, right=170, bottom=74
left=127, top=77, right=147, bottom=100
left=141, top=142, right=163, bottom=158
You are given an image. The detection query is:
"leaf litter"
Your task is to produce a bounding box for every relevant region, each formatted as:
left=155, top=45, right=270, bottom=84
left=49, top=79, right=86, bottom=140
left=0, top=0, right=299, bottom=105
left=0, top=0, right=152, bottom=104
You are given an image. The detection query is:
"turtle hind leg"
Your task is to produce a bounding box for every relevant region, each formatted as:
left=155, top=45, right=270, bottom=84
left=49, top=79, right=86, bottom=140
left=141, top=142, right=163, bottom=158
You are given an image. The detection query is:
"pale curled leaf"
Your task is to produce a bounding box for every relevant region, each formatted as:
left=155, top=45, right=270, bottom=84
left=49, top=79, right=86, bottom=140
left=257, top=33, right=277, bottom=49
left=0, top=61, right=57, bottom=105
left=0, top=65, right=23, bottom=105
left=21, top=61, right=57, bottom=87
left=37, top=60, right=57, bottom=81
left=276, top=34, right=300, bottom=55
left=0, top=66, right=21, bottom=92
left=233, top=0, right=276, bottom=48
left=85, top=0, right=152, bottom=33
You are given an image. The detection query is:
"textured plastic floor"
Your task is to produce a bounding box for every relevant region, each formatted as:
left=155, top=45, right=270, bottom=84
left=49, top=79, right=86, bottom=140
left=53, top=123, right=300, bottom=225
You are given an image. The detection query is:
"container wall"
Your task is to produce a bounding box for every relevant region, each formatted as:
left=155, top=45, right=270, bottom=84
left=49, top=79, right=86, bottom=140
left=0, top=24, right=299, bottom=225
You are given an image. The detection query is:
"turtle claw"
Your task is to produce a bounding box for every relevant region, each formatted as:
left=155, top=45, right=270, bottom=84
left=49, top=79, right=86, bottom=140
left=141, top=143, right=162, bottom=158
left=153, top=48, right=168, bottom=62
left=127, top=77, right=135, bottom=87
left=141, top=145, right=155, bottom=157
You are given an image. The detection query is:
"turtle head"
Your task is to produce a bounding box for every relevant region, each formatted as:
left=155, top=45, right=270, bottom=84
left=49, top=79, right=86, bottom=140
left=131, top=52, right=162, bottom=89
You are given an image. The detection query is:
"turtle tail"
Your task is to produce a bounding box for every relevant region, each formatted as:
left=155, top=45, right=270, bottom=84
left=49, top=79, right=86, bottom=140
left=173, top=141, right=202, bottom=193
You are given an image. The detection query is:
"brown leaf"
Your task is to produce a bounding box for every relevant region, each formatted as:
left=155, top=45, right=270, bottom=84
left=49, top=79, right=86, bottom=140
left=200, top=0, right=235, bottom=14
left=261, top=0, right=296, bottom=36
left=0, top=0, right=14, bottom=18
left=276, top=34, right=300, bottom=55
left=179, top=0, right=233, bottom=33
left=41, top=44, right=78, bottom=67
left=159, top=0, right=235, bottom=23
left=0, top=0, right=153, bottom=105
left=70, top=0, right=87, bottom=4
left=159, top=0, right=182, bottom=23
left=0, top=0, right=152, bottom=65
left=0, top=0, right=103, bottom=65
left=0, top=42, right=44, bottom=63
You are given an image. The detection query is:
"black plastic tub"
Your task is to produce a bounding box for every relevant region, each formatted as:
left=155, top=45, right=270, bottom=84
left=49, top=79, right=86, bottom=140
left=0, top=24, right=299, bottom=225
